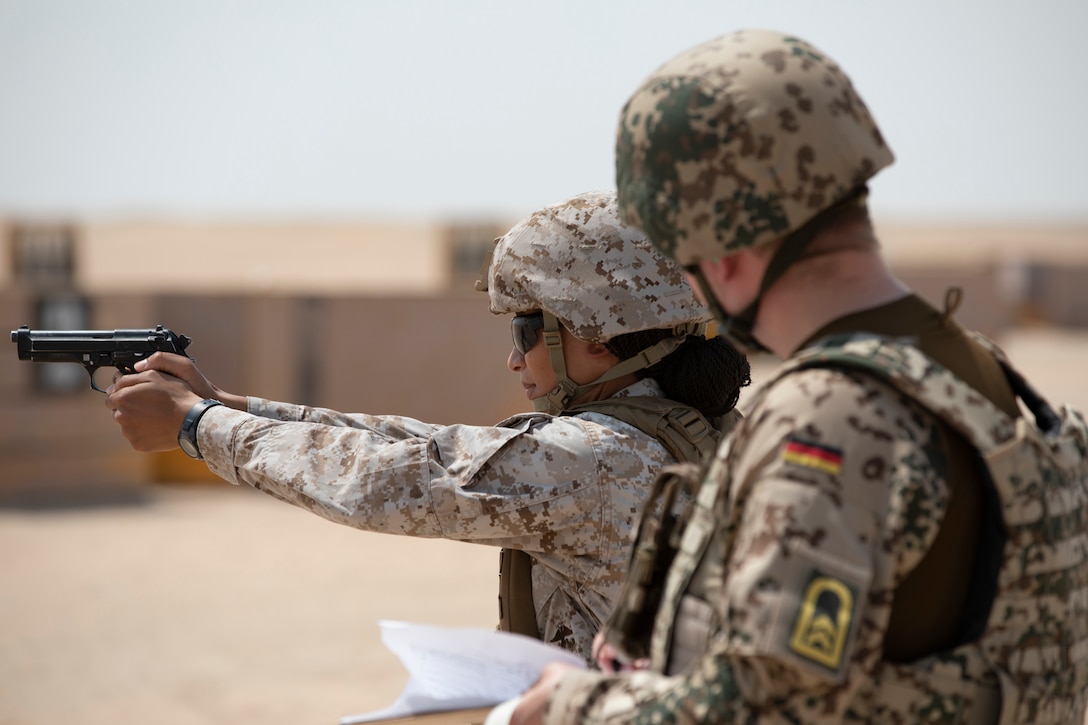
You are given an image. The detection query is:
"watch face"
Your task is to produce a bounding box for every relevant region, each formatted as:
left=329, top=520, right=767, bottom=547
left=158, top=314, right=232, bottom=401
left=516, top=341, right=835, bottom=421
left=179, top=436, right=201, bottom=459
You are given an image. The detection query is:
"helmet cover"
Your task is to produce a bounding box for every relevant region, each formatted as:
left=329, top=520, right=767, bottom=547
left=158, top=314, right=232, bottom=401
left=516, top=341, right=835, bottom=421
left=616, top=28, right=895, bottom=266
left=487, top=189, right=709, bottom=341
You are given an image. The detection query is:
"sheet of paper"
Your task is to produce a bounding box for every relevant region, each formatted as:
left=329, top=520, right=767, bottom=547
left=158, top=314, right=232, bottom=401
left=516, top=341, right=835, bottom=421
left=340, top=620, right=585, bottom=724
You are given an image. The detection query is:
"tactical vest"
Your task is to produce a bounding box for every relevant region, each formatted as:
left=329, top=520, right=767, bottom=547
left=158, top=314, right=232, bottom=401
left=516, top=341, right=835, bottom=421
left=496, top=397, right=739, bottom=641
left=619, top=335, right=1088, bottom=722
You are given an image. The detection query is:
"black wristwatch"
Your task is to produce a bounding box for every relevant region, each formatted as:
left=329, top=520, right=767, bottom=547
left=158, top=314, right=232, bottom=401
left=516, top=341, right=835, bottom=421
left=178, top=399, right=224, bottom=460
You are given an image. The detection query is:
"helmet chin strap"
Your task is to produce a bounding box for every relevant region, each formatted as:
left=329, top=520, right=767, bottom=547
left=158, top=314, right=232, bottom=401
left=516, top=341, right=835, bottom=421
left=685, top=268, right=756, bottom=352
left=694, top=188, right=868, bottom=355
left=534, top=311, right=705, bottom=414
left=535, top=311, right=577, bottom=414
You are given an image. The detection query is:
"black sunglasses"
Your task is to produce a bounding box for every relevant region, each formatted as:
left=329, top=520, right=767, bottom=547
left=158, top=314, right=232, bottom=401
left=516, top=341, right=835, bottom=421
left=511, top=312, right=546, bottom=354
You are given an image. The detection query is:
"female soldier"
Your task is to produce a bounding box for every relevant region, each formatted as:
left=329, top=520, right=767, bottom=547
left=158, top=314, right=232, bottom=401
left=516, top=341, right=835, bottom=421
left=104, top=190, right=750, bottom=662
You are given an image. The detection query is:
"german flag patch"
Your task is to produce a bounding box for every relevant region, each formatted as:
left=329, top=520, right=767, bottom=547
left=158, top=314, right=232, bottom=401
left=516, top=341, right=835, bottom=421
left=782, top=438, right=843, bottom=475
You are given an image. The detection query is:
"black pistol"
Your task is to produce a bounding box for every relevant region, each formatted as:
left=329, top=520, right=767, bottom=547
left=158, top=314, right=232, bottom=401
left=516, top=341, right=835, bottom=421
left=11, top=325, right=193, bottom=393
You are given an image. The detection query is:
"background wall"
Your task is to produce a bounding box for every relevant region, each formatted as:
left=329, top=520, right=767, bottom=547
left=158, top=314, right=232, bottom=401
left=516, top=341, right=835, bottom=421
left=3, top=287, right=524, bottom=493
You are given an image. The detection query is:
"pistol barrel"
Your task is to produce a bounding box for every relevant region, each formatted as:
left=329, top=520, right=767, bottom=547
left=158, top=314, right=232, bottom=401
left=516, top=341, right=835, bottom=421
left=11, top=325, right=192, bottom=364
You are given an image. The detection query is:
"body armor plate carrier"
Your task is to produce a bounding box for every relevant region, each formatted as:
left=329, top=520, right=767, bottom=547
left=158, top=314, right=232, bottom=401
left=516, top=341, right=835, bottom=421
left=496, top=399, right=740, bottom=644
left=607, top=334, right=1088, bottom=722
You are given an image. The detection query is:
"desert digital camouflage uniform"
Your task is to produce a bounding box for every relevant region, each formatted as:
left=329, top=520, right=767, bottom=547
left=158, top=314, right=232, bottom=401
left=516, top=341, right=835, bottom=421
left=197, top=379, right=677, bottom=661
left=191, top=191, right=722, bottom=663
left=543, top=28, right=1087, bottom=724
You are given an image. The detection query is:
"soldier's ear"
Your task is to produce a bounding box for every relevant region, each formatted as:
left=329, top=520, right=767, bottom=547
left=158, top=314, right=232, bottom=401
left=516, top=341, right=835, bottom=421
left=701, top=255, right=735, bottom=285
left=584, top=342, right=614, bottom=359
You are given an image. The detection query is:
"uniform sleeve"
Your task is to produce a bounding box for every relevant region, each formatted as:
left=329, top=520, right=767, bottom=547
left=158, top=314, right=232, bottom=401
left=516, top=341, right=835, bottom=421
left=193, top=405, right=642, bottom=569
left=247, top=396, right=442, bottom=439
left=545, top=368, right=951, bottom=723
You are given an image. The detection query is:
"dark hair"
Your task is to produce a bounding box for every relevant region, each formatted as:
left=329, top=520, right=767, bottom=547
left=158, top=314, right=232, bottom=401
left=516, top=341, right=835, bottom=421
left=605, top=329, right=751, bottom=419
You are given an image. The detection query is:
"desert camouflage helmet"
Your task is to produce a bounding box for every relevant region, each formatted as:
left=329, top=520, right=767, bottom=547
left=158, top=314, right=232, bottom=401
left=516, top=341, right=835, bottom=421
left=479, top=190, right=709, bottom=414
left=485, top=190, right=709, bottom=341
left=615, top=28, right=895, bottom=266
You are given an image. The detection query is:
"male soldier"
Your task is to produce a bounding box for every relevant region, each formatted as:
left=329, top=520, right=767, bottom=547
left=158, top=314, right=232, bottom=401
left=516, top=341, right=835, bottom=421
left=506, top=29, right=1088, bottom=724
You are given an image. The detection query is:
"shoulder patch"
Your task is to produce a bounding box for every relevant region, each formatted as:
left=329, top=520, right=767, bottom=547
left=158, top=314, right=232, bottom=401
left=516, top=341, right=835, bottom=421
left=782, top=437, right=843, bottom=475
left=787, top=570, right=857, bottom=672
left=792, top=566, right=857, bottom=670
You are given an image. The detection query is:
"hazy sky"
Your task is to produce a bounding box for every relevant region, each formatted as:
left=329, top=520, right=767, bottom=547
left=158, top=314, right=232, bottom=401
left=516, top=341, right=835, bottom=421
left=1, top=0, right=1086, bottom=223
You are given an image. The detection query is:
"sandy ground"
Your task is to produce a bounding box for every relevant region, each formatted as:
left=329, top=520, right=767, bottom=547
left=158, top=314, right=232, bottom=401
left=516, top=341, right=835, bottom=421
left=2, top=327, right=1086, bottom=725
left=0, top=485, right=499, bottom=725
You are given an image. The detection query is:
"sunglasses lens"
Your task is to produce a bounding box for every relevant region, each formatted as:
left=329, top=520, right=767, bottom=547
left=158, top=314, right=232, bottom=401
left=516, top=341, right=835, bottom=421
left=515, top=328, right=534, bottom=354
left=512, top=314, right=544, bottom=354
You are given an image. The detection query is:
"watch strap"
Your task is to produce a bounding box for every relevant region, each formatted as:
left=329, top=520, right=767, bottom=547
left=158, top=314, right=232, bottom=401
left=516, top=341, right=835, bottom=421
left=178, top=398, right=224, bottom=460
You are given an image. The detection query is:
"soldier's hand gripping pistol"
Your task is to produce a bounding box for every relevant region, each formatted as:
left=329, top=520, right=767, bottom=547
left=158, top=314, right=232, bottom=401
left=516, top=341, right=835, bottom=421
left=11, top=325, right=193, bottom=393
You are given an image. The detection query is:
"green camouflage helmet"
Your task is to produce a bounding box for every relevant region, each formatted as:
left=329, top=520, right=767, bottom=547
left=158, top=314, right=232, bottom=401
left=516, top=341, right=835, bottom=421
left=616, top=28, right=895, bottom=266
left=486, top=189, right=709, bottom=341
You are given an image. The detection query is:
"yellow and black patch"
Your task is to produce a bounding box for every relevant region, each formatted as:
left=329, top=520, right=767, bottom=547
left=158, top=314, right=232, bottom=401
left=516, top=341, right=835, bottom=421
left=787, top=570, right=857, bottom=671
left=782, top=437, right=843, bottom=475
